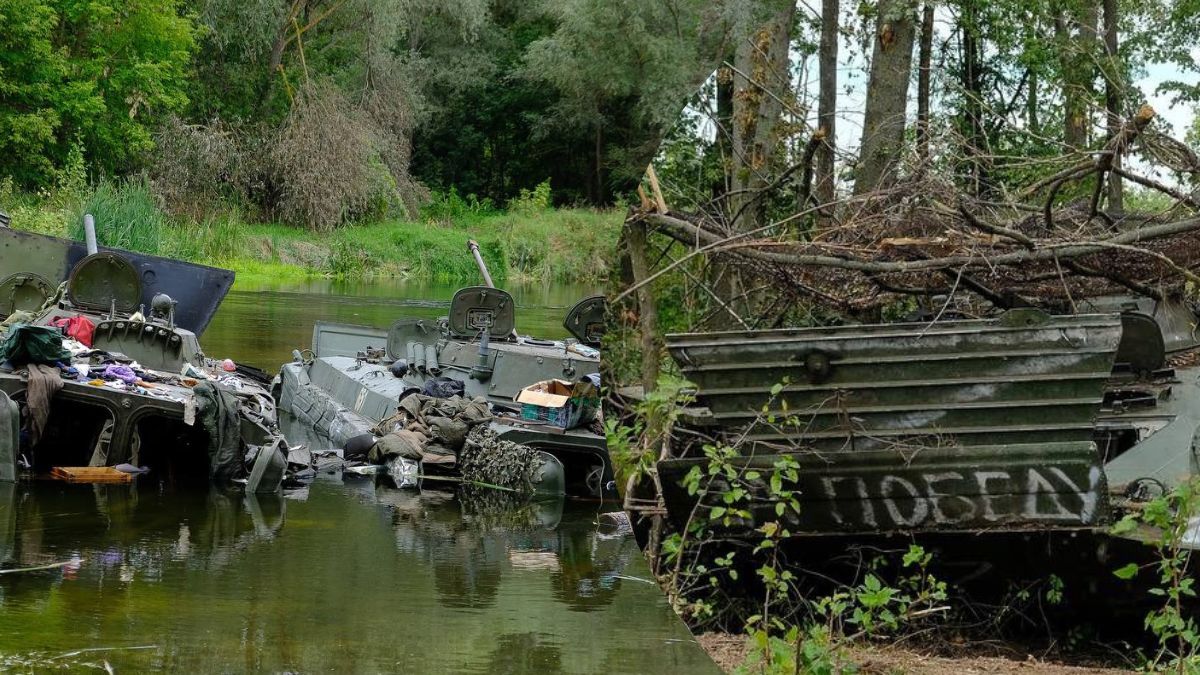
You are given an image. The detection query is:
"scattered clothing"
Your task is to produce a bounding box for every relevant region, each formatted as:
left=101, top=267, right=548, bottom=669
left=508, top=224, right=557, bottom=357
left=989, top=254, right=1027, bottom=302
left=50, top=315, right=96, bottom=348
left=0, top=390, right=18, bottom=482
left=421, top=376, right=465, bottom=399
left=368, top=394, right=494, bottom=468
left=113, top=463, right=149, bottom=474
left=343, top=433, right=376, bottom=461
left=369, top=430, right=429, bottom=463
left=25, top=363, right=63, bottom=447
left=103, top=364, right=137, bottom=384
left=194, top=381, right=242, bottom=480
left=0, top=324, right=72, bottom=366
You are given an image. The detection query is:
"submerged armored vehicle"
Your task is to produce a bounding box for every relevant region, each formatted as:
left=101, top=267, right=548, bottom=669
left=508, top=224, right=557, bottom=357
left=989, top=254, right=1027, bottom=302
left=0, top=217, right=287, bottom=491
left=276, top=242, right=609, bottom=496
left=646, top=299, right=1200, bottom=544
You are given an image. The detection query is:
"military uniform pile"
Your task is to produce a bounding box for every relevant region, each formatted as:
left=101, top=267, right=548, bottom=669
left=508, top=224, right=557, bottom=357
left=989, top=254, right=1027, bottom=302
left=364, top=392, right=548, bottom=493
left=368, top=394, right=492, bottom=466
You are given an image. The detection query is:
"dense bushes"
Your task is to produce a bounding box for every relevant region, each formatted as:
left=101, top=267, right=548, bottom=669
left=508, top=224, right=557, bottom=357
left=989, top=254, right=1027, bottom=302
left=0, top=0, right=194, bottom=187
left=150, top=117, right=255, bottom=220
left=271, top=83, right=425, bottom=231
left=149, top=83, right=430, bottom=232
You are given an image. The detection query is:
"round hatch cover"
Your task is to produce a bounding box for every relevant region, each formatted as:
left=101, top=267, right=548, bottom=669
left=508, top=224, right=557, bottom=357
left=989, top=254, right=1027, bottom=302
left=68, top=252, right=141, bottom=312
left=0, top=272, right=52, bottom=316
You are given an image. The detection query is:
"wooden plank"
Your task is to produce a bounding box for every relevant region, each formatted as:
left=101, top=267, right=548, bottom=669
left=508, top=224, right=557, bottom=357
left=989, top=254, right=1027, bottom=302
left=50, top=467, right=133, bottom=484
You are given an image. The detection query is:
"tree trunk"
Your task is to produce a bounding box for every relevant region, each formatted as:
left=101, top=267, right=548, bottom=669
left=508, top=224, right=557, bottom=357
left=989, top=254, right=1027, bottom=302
left=594, top=124, right=605, bottom=204
left=625, top=220, right=660, bottom=392
left=1103, top=0, right=1123, bottom=213
left=728, top=1, right=796, bottom=231
left=1028, top=72, right=1040, bottom=136
left=1060, top=3, right=1099, bottom=149
left=815, top=0, right=839, bottom=214
left=712, top=1, right=794, bottom=328
left=715, top=65, right=734, bottom=200
left=916, top=3, right=934, bottom=164
left=960, top=0, right=987, bottom=196
left=259, top=0, right=306, bottom=111
left=853, top=0, right=917, bottom=196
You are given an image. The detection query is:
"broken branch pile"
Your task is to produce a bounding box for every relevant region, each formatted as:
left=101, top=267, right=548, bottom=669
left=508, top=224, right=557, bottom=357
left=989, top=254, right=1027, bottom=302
left=630, top=105, right=1200, bottom=318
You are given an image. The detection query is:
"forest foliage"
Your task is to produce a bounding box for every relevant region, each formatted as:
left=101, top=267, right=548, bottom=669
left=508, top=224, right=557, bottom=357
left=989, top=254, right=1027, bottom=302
left=0, top=0, right=778, bottom=231
left=612, top=0, right=1200, bottom=364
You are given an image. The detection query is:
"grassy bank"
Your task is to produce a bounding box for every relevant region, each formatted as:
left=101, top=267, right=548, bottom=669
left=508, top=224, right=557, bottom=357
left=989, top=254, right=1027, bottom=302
left=5, top=181, right=621, bottom=287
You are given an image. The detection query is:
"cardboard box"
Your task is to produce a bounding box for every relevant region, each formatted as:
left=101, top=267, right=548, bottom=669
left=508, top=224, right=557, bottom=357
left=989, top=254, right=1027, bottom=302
left=515, top=378, right=599, bottom=429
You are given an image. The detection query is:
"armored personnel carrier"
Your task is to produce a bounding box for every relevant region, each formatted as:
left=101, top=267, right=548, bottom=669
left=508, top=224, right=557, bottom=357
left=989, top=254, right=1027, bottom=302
left=644, top=299, right=1200, bottom=544
left=276, top=243, right=610, bottom=497
left=0, top=217, right=287, bottom=491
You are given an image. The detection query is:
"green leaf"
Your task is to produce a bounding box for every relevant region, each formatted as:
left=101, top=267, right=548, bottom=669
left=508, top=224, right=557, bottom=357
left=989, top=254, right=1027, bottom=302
left=1114, top=563, right=1140, bottom=580
left=1110, top=517, right=1138, bottom=535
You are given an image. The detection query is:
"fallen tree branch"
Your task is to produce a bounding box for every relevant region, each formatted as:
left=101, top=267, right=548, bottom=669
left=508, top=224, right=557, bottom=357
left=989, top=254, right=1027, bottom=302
left=1022, top=104, right=1156, bottom=199
left=644, top=211, right=1200, bottom=274
left=1062, top=259, right=1163, bottom=300
left=0, top=560, right=76, bottom=575
left=1112, top=166, right=1200, bottom=210
left=954, top=203, right=1035, bottom=248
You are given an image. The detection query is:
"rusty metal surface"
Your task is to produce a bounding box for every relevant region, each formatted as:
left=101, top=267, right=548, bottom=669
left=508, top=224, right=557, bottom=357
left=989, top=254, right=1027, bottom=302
left=666, top=311, right=1123, bottom=451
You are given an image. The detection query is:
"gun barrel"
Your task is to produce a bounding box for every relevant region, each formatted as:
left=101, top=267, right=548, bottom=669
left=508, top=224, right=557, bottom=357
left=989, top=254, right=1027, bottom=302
left=466, top=240, right=495, bottom=288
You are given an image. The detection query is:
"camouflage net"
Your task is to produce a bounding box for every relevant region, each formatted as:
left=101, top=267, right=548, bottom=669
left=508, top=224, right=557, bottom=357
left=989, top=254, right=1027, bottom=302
left=459, top=425, right=544, bottom=493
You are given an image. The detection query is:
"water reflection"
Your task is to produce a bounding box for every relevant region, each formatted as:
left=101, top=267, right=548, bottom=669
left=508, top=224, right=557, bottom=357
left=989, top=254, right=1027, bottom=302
left=488, top=632, right=565, bottom=672
left=0, top=483, right=285, bottom=591
left=0, top=479, right=715, bottom=673
left=202, top=279, right=598, bottom=369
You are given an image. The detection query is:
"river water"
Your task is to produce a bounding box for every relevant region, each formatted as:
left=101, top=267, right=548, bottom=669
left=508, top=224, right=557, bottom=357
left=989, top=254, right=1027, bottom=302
left=0, top=280, right=716, bottom=673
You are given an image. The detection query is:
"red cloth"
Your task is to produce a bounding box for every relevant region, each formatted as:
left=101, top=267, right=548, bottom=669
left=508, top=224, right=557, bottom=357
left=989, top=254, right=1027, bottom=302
left=51, top=315, right=96, bottom=348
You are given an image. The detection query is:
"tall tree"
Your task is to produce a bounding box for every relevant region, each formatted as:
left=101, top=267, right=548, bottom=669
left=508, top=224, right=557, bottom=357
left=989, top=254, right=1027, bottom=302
left=854, top=0, right=917, bottom=195
left=915, top=2, right=934, bottom=164
left=0, top=0, right=195, bottom=186
left=728, top=1, right=796, bottom=230
left=1103, top=0, right=1123, bottom=213
left=1056, top=1, right=1099, bottom=149
left=815, top=0, right=839, bottom=210
left=523, top=0, right=759, bottom=203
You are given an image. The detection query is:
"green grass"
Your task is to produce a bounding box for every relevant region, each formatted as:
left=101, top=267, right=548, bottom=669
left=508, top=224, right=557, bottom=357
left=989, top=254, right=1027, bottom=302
left=9, top=181, right=621, bottom=286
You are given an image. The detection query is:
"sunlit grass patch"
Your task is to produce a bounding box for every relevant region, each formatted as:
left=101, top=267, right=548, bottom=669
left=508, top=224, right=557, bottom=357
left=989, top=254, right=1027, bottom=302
left=9, top=180, right=620, bottom=285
